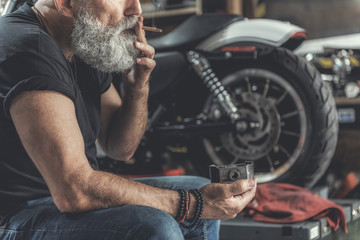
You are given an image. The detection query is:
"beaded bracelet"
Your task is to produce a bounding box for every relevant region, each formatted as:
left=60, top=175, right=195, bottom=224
left=180, top=189, right=204, bottom=229
left=175, top=189, right=186, bottom=222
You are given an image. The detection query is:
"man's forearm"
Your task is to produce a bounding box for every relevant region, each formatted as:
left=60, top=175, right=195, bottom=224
left=60, top=168, right=182, bottom=216
left=105, top=86, right=149, bottom=160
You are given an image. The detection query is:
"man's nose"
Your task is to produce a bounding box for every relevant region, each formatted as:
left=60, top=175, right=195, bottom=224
left=124, top=0, right=142, bottom=16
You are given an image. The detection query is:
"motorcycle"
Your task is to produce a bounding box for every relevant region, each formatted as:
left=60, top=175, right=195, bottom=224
left=105, top=14, right=339, bottom=188
left=2, top=1, right=338, bottom=188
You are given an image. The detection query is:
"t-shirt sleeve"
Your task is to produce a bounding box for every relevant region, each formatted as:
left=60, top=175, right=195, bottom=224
left=0, top=52, right=76, bottom=120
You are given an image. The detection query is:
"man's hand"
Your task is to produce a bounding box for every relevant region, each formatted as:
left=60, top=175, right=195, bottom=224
left=200, top=179, right=257, bottom=220
left=123, top=16, right=156, bottom=90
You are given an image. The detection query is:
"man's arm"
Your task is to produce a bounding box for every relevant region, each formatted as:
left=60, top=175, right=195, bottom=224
left=98, top=83, right=148, bottom=160
left=10, top=90, right=256, bottom=217
left=97, top=16, right=154, bottom=160
left=9, top=90, right=178, bottom=213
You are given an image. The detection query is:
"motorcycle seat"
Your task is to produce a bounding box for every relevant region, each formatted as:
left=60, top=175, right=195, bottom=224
left=148, top=14, right=244, bottom=52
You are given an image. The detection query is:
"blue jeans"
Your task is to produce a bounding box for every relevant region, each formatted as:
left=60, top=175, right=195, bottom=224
left=0, top=176, right=220, bottom=240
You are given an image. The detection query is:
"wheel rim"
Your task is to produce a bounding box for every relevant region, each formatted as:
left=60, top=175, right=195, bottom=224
left=203, top=68, right=307, bottom=183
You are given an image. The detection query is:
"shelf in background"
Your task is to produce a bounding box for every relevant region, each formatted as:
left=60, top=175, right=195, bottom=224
left=335, top=96, right=360, bottom=105
left=142, top=6, right=199, bottom=19
left=141, top=0, right=202, bottom=19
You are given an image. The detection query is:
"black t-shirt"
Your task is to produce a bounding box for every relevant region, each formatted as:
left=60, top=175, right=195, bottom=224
left=0, top=3, right=113, bottom=211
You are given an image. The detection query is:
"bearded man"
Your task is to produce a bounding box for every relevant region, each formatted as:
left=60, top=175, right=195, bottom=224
left=0, top=0, right=257, bottom=239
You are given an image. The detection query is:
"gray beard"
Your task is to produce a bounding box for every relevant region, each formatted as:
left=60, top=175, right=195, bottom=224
left=71, top=10, right=139, bottom=73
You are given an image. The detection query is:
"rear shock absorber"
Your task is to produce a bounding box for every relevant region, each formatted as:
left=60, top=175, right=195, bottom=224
left=187, top=50, right=241, bottom=123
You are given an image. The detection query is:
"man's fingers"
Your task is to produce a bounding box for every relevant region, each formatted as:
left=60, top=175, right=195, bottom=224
left=135, top=16, right=147, bottom=44
left=235, top=181, right=256, bottom=200
left=136, top=57, right=156, bottom=71
left=232, top=180, right=257, bottom=212
left=231, top=184, right=256, bottom=213
left=228, top=179, right=255, bottom=196
left=134, top=41, right=155, bottom=59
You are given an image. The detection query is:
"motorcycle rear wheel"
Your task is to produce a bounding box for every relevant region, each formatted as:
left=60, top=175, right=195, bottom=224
left=193, top=48, right=338, bottom=188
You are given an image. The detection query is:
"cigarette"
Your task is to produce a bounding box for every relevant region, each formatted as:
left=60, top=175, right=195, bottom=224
left=142, top=26, right=163, bottom=33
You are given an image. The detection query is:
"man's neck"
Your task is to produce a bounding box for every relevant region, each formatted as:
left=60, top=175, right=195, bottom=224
left=33, top=1, right=75, bottom=62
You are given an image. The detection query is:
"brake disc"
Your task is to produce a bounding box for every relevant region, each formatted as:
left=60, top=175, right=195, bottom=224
left=218, top=92, right=281, bottom=161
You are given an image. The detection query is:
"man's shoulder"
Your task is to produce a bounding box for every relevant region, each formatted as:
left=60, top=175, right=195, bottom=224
left=0, top=5, right=63, bottom=65
left=0, top=3, right=39, bottom=45
left=0, top=15, right=39, bottom=57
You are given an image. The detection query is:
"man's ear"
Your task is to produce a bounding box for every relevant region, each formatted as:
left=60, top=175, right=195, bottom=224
left=54, top=0, right=75, bottom=18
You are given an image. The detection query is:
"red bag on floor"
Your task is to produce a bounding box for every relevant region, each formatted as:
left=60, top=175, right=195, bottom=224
left=242, top=183, right=348, bottom=233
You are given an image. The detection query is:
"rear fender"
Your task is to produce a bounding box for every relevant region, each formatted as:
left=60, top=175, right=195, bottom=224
left=195, top=19, right=307, bottom=53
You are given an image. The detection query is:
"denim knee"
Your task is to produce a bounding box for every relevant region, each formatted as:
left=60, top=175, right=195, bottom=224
left=126, top=205, right=184, bottom=240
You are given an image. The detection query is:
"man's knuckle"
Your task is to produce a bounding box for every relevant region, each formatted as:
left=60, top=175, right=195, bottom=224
left=239, top=180, right=249, bottom=192
left=229, top=184, right=238, bottom=194
left=230, top=182, right=245, bottom=194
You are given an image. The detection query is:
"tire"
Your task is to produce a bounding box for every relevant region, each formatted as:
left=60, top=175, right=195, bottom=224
left=192, top=47, right=338, bottom=188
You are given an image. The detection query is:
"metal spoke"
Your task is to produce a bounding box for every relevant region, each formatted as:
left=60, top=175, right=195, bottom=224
left=281, top=110, right=299, bottom=119
left=203, top=68, right=307, bottom=184
left=263, top=79, right=270, bottom=97
left=246, top=76, right=251, bottom=93
left=282, top=130, right=300, bottom=137
left=215, top=146, right=222, bottom=152
left=275, top=91, right=288, bottom=106
left=266, top=155, right=275, bottom=172
left=279, top=144, right=291, bottom=158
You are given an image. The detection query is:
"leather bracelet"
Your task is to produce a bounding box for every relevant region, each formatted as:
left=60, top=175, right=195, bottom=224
left=179, top=191, right=190, bottom=223
left=180, top=189, right=204, bottom=229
